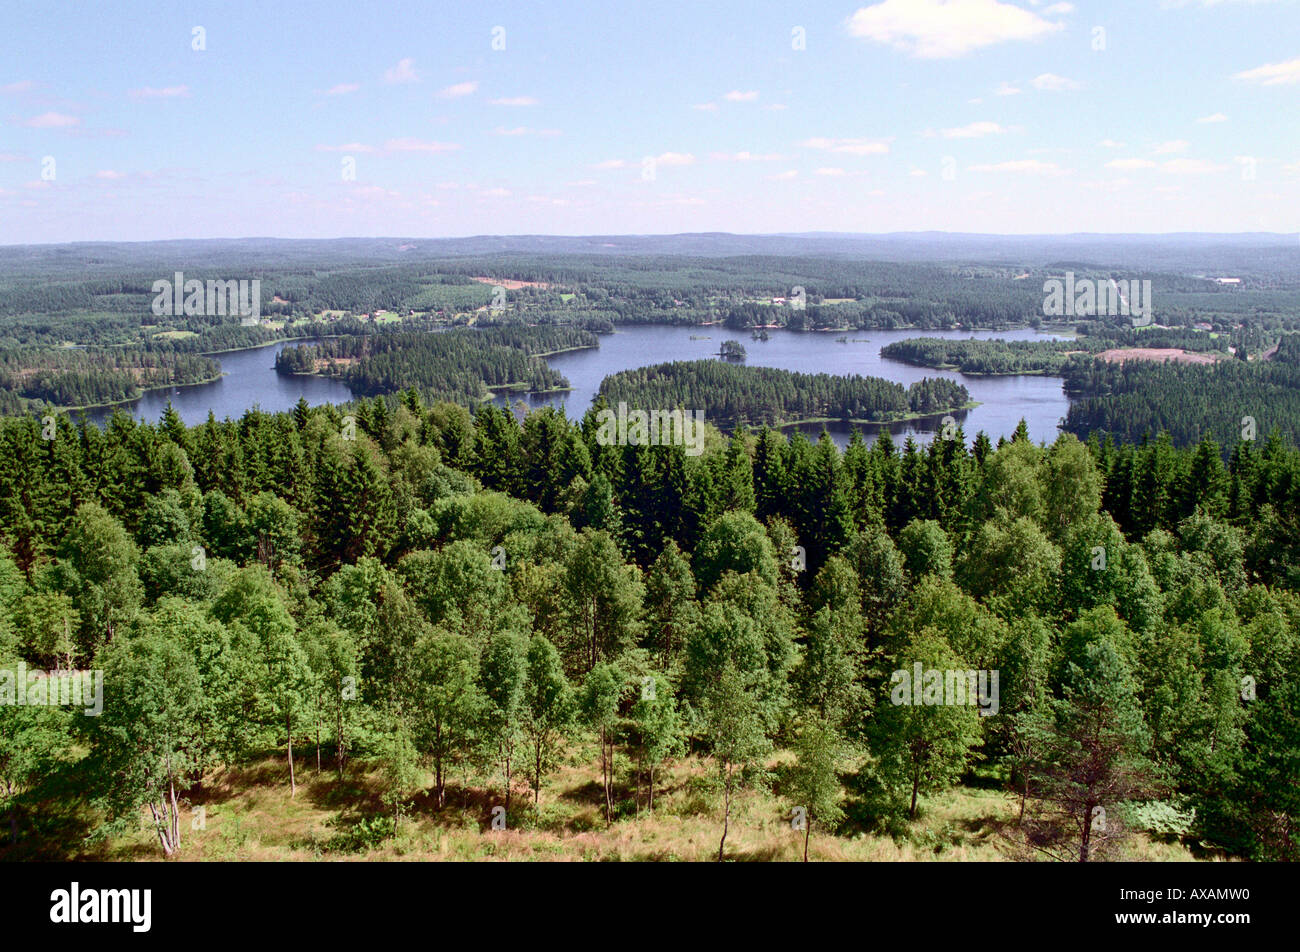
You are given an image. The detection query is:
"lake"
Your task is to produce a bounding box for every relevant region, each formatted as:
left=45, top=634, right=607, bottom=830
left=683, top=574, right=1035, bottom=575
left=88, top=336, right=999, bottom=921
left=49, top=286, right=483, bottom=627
left=88, top=326, right=1072, bottom=447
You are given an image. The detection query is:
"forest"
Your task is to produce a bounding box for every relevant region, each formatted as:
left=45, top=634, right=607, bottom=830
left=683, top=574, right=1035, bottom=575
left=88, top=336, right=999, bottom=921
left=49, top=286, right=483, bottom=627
left=1, top=390, right=1297, bottom=862
left=1061, top=335, right=1300, bottom=449
left=0, top=347, right=220, bottom=414
left=274, top=326, right=598, bottom=403
left=597, top=360, right=972, bottom=427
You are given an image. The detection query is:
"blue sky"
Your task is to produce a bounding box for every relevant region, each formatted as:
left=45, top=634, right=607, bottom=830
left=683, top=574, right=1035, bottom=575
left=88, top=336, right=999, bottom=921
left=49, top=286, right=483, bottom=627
left=1, top=0, right=1298, bottom=242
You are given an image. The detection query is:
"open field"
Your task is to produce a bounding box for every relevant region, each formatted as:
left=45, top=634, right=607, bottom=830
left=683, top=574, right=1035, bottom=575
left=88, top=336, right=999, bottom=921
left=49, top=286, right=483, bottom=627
left=1097, top=348, right=1222, bottom=365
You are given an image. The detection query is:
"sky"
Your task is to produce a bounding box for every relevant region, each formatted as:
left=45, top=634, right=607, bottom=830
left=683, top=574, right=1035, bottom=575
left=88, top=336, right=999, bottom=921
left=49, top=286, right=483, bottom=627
left=1, top=0, right=1298, bottom=243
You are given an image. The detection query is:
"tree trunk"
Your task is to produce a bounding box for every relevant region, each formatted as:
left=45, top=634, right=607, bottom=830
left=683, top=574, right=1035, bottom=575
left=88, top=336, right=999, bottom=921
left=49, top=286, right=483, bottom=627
left=1080, top=808, right=1092, bottom=863
left=287, top=713, right=296, bottom=797
left=504, top=748, right=513, bottom=814
left=910, top=773, right=919, bottom=819
left=337, top=707, right=345, bottom=779
left=534, top=743, right=542, bottom=807
left=718, top=763, right=732, bottom=862
left=316, top=722, right=321, bottom=774
left=803, top=817, right=811, bottom=862
left=170, top=780, right=180, bottom=850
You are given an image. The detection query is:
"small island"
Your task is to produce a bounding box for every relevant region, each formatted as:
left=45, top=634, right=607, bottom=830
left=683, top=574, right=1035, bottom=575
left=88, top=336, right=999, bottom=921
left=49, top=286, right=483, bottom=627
left=597, top=359, right=976, bottom=429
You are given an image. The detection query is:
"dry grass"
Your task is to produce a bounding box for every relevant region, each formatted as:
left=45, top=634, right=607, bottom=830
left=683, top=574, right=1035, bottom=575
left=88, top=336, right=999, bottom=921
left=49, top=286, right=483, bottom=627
left=85, top=741, right=1204, bottom=863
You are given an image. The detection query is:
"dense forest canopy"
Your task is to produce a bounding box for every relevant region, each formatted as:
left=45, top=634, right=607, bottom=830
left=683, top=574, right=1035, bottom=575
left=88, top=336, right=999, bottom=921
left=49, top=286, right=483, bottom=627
left=274, top=326, right=597, bottom=404
left=1, top=384, right=1298, bottom=861
left=597, top=360, right=972, bottom=427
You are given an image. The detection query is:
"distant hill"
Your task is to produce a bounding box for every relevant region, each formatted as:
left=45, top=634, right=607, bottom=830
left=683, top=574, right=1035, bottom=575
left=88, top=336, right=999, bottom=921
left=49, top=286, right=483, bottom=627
left=1, top=232, right=1295, bottom=278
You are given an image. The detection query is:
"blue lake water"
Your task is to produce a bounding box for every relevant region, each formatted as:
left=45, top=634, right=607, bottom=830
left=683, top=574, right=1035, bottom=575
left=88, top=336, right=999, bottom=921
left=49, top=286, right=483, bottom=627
left=87, top=326, right=1072, bottom=447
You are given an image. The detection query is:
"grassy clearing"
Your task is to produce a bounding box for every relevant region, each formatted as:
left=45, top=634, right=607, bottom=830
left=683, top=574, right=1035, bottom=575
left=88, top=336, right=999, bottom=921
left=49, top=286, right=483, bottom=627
left=54, top=739, right=1203, bottom=863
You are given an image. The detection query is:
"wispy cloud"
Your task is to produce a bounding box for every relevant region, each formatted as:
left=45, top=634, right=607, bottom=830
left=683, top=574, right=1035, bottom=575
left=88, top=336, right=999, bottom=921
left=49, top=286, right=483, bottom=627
left=437, top=81, right=478, bottom=99
left=128, top=85, right=190, bottom=99
left=968, top=158, right=1070, bottom=175
left=801, top=136, right=891, bottom=154
left=315, top=142, right=377, bottom=153
left=383, top=58, right=419, bottom=84
left=489, top=96, right=538, bottom=106
left=1196, top=112, right=1228, bottom=123
left=492, top=126, right=560, bottom=137
left=1030, top=72, right=1081, bottom=91
left=325, top=83, right=360, bottom=96
left=383, top=138, right=461, bottom=153
left=1161, top=158, right=1228, bottom=174
left=722, top=90, right=759, bottom=102
left=23, top=112, right=79, bottom=128
left=934, top=121, right=1007, bottom=139
left=1233, top=57, right=1300, bottom=86
left=648, top=152, right=695, bottom=167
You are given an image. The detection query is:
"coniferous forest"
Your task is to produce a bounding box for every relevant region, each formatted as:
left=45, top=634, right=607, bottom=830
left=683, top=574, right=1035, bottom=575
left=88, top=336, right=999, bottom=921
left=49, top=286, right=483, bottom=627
left=1, top=379, right=1298, bottom=863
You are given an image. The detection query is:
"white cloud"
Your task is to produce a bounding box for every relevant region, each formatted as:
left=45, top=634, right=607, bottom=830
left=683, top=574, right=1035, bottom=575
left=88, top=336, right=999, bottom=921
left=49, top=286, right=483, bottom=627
left=1106, top=158, right=1158, bottom=169
left=592, top=159, right=628, bottom=170
left=489, top=96, right=538, bottom=106
left=1098, top=139, right=1126, bottom=148
left=1, top=80, right=35, bottom=94
left=315, top=142, right=376, bottom=153
left=1152, top=140, right=1190, bottom=154
left=128, top=85, right=190, bottom=99
left=801, top=136, right=891, bottom=154
left=1043, top=2, right=1075, bottom=13
left=996, top=81, right=1022, bottom=95
left=968, top=158, right=1069, bottom=174
left=383, top=58, right=419, bottom=84
left=384, top=138, right=461, bottom=153
left=846, top=0, right=1062, bottom=59
left=437, top=81, right=479, bottom=99
left=23, top=112, right=79, bottom=128
left=326, top=83, right=360, bottom=96
left=815, top=167, right=847, bottom=176
left=1196, top=112, right=1228, bottom=123
left=1233, top=57, right=1300, bottom=86
left=909, top=168, right=929, bottom=177
left=95, top=170, right=127, bottom=180
left=650, top=152, right=696, bottom=166
left=723, top=90, right=759, bottom=101
left=1030, top=72, right=1081, bottom=91
left=1161, top=158, right=1228, bottom=174
left=937, top=120, right=1007, bottom=138
left=769, top=170, right=799, bottom=180
left=691, top=102, right=718, bottom=111
left=492, top=126, right=560, bottom=137
left=710, top=151, right=785, bottom=161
